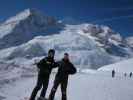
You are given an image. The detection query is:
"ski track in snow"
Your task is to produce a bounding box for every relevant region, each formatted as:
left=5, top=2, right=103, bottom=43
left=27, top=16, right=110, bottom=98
left=0, top=73, right=133, bottom=100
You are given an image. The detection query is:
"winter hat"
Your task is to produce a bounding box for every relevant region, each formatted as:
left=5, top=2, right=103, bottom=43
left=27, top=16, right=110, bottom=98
left=48, top=49, right=55, bottom=54
left=64, top=53, right=69, bottom=56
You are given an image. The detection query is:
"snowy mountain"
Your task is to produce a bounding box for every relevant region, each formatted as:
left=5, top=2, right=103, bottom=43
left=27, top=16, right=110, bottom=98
left=0, top=9, right=64, bottom=49
left=125, top=37, right=133, bottom=49
left=0, top=9, right=133, bottom=100
left=0, top=25, right=117, bottom=69
left=0, top=9, right=132, bottom=70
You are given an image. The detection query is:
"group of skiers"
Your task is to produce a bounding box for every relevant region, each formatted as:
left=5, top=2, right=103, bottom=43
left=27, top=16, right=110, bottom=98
left=124, top=72, right=132, bottom=78
left=30, top=49, right=77, bottom=100
left=112, top=70, right=133, bottom=78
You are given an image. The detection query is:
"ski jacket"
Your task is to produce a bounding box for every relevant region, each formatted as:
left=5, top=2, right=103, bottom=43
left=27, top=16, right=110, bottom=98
left=37, top=57, right=58, bottom=76
left=56, top=59, right=77, bottom=78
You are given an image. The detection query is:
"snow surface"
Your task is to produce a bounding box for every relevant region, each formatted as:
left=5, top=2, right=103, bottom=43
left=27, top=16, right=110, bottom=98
left=126, top=37, right=133, bottom=48
left=1, top=72, right=133, bottom=100
left=0, top=49, right=133, bottom=100
left=98, top=58, right=133, bottom=73
left=0, top=21, right=18, bottom=39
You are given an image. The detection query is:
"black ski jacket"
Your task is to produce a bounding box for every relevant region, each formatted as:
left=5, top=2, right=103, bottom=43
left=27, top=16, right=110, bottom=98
left=56, top=59, right=77, bottom=78
left=37, top=57, right=58, bottom=76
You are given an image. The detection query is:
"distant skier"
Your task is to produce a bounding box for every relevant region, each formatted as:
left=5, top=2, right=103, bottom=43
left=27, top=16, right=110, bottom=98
left=124, top=73, right=127, bottom=77
left=130, top=72, right=132, bottom=78
left=30, top=49, right=58, bottom=100
left=112, top=70, right=115, bottom=78
left=49, top=53, right=77, bottom=100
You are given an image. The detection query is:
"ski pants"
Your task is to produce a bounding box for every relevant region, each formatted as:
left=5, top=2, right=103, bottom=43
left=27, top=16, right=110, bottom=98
left=49, top=76, right=68, bottom=100
left=30, top=74, right=49, bottom=100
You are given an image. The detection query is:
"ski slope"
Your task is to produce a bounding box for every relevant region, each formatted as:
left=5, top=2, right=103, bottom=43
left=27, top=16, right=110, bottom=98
left=98, top=58, right=133, bottom=73
left=0, top=72, right=133, bottom=100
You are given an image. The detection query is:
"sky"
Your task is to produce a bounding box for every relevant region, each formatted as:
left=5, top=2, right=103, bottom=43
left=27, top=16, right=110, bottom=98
left=0, top=0, right=133, bottom=37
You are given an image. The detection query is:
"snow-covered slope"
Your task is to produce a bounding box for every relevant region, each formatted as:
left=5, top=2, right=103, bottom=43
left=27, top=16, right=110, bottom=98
left=0, top=24, right=127, bottom=69
left=1, top=73, right=133, bottom=100
left=125, top=37, right=133, bottom=49
left=0, top=24, right=132, bottom=69
left=98, top=58, right=133, bottom=73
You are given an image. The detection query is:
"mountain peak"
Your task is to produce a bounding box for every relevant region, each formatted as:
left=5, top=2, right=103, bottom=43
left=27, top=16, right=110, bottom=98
left=0, top=8, right=62, bottom=49
left=5, top=8, right=45, bottom=24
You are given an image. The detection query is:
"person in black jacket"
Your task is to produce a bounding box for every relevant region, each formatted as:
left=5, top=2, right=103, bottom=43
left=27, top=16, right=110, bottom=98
left=130, top=72, right=132, bottom=78
left=30, top=49, right=58, bottom=100
left=112, top=70, right=115, bottom=78
left=49, top=53, right=77, bottom=100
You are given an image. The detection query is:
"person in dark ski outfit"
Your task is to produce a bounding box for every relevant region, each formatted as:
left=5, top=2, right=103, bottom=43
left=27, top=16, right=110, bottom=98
left=30, top=49, right=58, bottom=100
left=124, top=73, right=127, bottom=77
left=49, top=53, right=77, bottom=100
left=130, top=72, right=132, bottom=78
left=112, top=70, right=115, bottom=78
